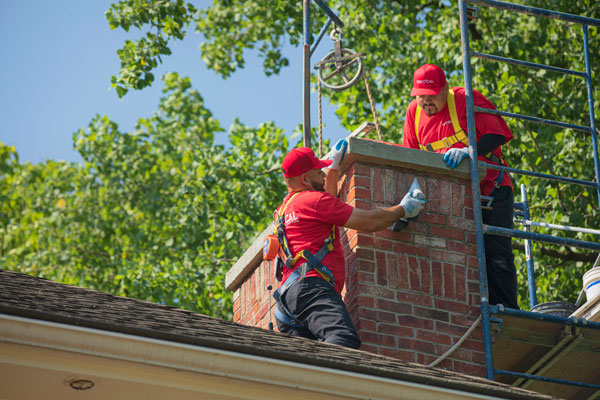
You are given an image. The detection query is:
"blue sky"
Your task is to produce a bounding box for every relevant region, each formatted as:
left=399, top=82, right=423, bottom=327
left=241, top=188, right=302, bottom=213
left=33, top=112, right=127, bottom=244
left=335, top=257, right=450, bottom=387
left=0, top=1, right=344, bottom=164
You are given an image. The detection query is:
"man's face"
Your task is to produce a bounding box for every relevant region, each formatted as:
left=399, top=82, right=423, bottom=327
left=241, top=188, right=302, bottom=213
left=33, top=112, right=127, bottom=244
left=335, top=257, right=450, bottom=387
left=416, top=84, right=449, bottom=116
left=305, top=168, right=326, bottom=192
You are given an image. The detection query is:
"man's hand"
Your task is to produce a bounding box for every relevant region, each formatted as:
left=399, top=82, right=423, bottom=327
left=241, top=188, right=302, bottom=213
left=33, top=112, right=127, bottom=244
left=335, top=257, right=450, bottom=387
left=399, top=190, right=427, bottom=219
left=329, top=139, right=348, bottom=170
left=443, top=147, right=469, bottom=169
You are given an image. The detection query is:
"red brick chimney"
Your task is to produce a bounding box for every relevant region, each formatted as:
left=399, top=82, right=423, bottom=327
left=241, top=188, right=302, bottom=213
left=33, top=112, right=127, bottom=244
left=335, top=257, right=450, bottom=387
left=226, top=137, right=486, bottom=377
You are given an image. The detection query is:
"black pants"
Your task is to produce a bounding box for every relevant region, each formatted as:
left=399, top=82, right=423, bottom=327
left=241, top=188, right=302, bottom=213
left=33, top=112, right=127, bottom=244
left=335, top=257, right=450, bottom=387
left=276, top=277, right=361, bottom=349
left=482, top=186, right=519, bottom=309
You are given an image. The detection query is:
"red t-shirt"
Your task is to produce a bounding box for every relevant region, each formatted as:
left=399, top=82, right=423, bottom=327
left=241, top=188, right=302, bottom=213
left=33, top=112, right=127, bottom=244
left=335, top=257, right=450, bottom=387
left=276, top=190, right=354, bottom=295
left=402, top=87, right=513, bottom=196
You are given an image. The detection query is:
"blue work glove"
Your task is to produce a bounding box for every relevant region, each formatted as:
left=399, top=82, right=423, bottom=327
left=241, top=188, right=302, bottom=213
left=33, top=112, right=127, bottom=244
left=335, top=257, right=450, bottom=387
left=329, top=139, right=348, bottom=170
left=443, top=147, right=469, bottom=169
left=399, top=189, right=427, bottom=219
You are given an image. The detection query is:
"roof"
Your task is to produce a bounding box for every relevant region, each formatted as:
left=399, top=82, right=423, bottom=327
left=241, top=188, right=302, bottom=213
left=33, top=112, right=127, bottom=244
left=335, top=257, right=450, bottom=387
left=0, top=269, right=556, bottom=400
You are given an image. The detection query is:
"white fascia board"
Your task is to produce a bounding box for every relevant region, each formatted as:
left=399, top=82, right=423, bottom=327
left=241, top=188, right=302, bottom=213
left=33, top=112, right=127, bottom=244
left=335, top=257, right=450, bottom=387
left=0, top=314, right=503, bottom=400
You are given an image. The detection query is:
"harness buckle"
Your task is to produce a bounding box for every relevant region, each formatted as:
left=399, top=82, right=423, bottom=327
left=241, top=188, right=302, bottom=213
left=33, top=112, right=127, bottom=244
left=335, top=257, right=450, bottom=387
left=442, top=137, right=451, bottom=148
left=425, top=143, right=434, bottom=152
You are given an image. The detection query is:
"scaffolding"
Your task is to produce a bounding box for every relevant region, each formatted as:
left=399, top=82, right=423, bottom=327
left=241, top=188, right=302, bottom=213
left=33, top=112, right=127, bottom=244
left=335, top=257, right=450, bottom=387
left=458, top=0, right=600, bottom=395
left=300, top=0, right=600, bottom=396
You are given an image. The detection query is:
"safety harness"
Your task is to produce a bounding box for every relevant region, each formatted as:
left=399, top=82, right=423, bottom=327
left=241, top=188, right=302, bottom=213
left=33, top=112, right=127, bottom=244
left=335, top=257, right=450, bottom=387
left=266, top=192, right=336, bottom=328
left=415, top=89, right=506, bottom=194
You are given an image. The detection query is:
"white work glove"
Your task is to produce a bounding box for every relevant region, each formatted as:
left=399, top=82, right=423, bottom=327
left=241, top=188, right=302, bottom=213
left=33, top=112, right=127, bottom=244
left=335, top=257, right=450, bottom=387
left=399, top=189, right=427, bottom=219
left=329, top=139, right=348, bottom=170
left=443, top=147, right=469, bottom=169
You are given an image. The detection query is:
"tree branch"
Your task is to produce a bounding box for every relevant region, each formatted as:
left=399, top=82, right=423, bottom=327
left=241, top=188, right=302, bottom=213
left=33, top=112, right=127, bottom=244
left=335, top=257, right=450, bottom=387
left=513, top=242, right=597, bottom=263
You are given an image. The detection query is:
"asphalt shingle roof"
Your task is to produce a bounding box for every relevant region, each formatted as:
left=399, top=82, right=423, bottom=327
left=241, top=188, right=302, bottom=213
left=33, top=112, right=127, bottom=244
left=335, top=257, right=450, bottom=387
left=0, top=269, right=556, bottom=400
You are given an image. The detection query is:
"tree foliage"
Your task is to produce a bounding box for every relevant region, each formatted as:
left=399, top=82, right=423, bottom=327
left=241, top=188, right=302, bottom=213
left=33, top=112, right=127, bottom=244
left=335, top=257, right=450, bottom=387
left=3, top=1, right=600, bottom=315
left=105, top=0, right=600, bottom=309
left=0, top=73, right=288, bottom=319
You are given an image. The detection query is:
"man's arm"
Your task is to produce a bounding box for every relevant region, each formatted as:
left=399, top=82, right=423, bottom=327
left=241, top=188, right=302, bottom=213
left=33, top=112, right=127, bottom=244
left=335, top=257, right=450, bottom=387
left=344, top=205, right=405, bottom=232
left=325, top=168, right=339, bottom=196
left=344, top=189, right=427, bottom=232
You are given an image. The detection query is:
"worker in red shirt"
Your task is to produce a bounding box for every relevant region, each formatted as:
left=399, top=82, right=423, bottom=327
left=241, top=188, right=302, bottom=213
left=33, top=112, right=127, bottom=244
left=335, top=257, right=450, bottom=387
left=402, top=64, right=519, bottom=310
left=273, top=143, right=426, bottom=348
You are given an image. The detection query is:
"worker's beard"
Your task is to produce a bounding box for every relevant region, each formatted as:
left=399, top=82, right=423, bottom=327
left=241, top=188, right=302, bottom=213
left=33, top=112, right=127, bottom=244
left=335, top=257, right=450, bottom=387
left=422, top=103, right=439, bottom=116
left=309, top=177, right=325, bottom=192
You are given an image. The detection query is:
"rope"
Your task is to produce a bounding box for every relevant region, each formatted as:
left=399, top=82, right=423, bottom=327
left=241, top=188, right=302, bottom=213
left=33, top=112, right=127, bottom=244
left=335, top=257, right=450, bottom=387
left=427, top=315, right=482, bottom=368
left=362, top=67, right=383, bottom=141
left=318, top=78, right=323, bottom=158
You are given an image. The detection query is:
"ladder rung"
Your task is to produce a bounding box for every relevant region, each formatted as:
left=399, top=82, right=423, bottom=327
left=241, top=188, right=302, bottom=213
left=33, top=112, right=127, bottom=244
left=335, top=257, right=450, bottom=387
left=474, top=106, right=592, bottom=134
left=472, top=51, right=587, bottom=78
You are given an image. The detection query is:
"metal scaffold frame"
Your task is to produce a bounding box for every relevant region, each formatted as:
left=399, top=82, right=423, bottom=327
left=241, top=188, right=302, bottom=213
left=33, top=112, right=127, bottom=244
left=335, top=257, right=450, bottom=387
left=458, top=0, right=600, bottom=389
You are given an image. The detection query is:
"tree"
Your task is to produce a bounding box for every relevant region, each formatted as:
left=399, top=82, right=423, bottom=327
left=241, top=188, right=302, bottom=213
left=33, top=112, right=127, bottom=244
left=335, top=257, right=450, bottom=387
left=106, top=0, right=600, bottom=309
left=0, top=73, right=289, bottom=319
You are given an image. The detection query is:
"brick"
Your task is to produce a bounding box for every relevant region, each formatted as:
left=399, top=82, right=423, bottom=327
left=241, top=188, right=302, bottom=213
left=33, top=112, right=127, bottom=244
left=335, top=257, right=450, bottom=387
left=372, top=167, right=384, bottom=203
left=353, top=163, right=372, bottom=177
left=430, top=225, right=464, bottom=241
left=443, top=263, right=455, bottom=298
left=418, top=212, right=446, bottom=225
left=355, top=248, right=375, bottom=261
left=358, top=283, right=395, bottom=299
left=408, top=256, right=420, bottom=291
left=419, top=258, right=431, bottom=294
left=358, top=259, right=375, bottom=272
left=350, top=199, right=372, bottom=210
left=426, top=177, right=441, bottom=213
left=376, top=251, right=387, bottom=286
left=465, top=207, right=474, bottom=220
left=396, top=291, right=433, bottom=307
left=381, top=348, right=416, bottom=362
left=394, top=242, right=429, bottom=257
left=435, top=321, right=471, bottom=337
left=397, top=254, right=410, bottom=289
left=397, top=315, right=434, bottom=330
left=384, top=169, right=397, bottom=203
left=378, top=323, right=414, bottom=337
left=432, top=261, right=443, bottom=297
left=397, top=338, right=435, bottom=354
left=387, top=253, right=400, bottom=289
left=466, top=232, right=477, bottom=244
left=413, top=306, right=450, bottom=322
left=374, top=228, right=410, bottom=241
left=448, top=216, right=476, bottom=231
left=356, top=318, right=377, bottom=331
left=349, top=175, right=371, bottom=189
left=414, top=233, right=447, bottom=249
left=430, top=249, right=466, bottom=265
left=416, top=329, right=453, bottom=345
left=440, top=180, right=452, bottom=214
left=372, top=237, right=394, bottom=251
left=357, top=271, right=375, bottom=284
left=452, top=183, right=464, bottom=217
left=464, top=193, right=473, bottom=208
left=435, top=298, right=469, bottom=314
left=455, top=265, right=467, bottom=301
left=347, top=186, right=372, bottom=204
left=359, top=343, right=378, bottom=354
left=376, top=298, right=412, bottom=314
left=447, top=240, right=477, bottom=256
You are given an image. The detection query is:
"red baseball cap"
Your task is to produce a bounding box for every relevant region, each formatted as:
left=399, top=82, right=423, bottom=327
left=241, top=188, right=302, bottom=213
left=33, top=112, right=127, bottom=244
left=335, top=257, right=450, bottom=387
left=410, top=64, right=447, bottom=96
left=281, top=147, right=332, bottom=178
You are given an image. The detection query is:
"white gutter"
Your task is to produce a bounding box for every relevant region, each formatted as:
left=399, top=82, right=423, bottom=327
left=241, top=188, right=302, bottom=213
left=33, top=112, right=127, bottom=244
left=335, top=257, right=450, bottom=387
left=0, top=314, right=504, bottom=400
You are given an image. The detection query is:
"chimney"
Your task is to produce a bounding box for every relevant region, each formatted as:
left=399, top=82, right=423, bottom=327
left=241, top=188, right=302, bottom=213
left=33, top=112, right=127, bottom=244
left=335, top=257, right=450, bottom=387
left=226, top=137, right=486, bottom=377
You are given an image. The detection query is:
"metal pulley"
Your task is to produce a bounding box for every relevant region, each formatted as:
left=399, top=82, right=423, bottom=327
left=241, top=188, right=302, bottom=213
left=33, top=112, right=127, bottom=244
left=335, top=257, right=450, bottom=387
left=314, top=28, right=364, bottom=92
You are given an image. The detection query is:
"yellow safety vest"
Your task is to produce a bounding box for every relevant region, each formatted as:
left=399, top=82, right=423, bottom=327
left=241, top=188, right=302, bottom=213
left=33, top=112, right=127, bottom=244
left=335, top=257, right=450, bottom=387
left=415, top=89, right=469, bottom=152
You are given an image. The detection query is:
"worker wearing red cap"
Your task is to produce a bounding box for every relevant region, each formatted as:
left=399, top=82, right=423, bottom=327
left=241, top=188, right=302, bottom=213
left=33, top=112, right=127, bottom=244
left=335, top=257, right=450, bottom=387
left=402, top=63, right=518, bottom=310
left=273, top=142, right=426, bottom=348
